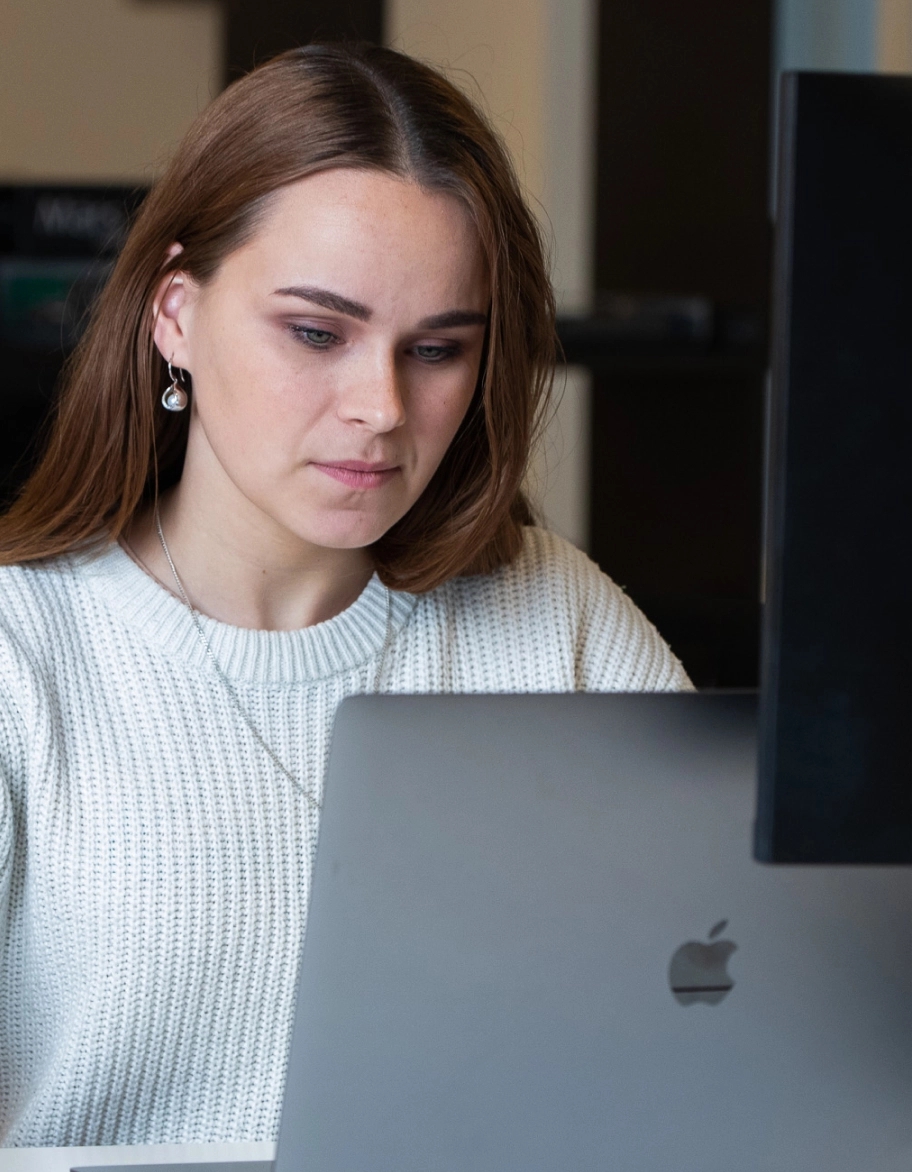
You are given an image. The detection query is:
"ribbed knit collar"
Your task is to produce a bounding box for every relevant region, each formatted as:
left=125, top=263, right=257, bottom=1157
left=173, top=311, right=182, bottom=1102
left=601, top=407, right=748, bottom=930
left=74, top=539, right=417, bottom=685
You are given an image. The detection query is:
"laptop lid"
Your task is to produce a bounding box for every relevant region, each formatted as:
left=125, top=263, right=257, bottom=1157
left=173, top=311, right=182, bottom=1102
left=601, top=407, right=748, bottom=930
left=276, top=692, right=912, bottom=1172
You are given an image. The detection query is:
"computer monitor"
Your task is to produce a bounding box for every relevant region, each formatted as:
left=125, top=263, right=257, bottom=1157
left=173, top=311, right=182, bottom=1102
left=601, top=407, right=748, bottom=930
left=756, top=71, right=912, bottom=863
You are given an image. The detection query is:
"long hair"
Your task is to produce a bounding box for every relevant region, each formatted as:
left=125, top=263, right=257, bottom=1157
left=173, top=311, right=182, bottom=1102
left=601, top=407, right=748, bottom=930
left=0, top=43, right=556, bottom=592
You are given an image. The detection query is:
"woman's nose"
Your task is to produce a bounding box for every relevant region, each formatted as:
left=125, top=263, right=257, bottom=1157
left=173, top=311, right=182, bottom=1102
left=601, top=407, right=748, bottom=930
left=337, top=351, right=407, bottom=433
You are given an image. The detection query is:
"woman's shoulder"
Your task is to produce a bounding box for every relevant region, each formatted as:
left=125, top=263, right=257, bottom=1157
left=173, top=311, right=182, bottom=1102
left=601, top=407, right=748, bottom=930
left=0, top=555, right=82, bottom=675
left=0, top=552, right=79, bottom=619
left=458, top=525, right=625, bottom=613
left=509, top=524, right=616, bottom=595
left=0, top=562, right=67, bottom=770
left=448, top=526, right=693, bottom=692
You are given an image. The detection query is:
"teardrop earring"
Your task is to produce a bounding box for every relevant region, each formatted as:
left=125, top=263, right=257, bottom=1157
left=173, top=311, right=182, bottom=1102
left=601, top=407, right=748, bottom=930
left=162, top=360, right=189, bottom=412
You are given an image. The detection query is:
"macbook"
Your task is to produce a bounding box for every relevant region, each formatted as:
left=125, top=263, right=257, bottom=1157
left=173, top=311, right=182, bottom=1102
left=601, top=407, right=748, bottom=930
left=75, top=692, right=912, bottom=1172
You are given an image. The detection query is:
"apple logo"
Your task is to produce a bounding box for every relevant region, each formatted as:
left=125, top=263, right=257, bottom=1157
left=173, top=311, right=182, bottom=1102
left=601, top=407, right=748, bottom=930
left=668, top=920, right=737, bottom=1006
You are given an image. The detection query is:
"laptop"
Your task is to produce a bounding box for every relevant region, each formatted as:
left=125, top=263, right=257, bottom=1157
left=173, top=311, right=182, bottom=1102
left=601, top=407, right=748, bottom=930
left=74, top=692, right=912, bottom=1172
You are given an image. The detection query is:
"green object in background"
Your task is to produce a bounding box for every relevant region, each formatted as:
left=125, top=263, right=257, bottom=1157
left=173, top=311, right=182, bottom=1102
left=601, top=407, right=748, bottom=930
left=0, top=258, right=111, bottom=348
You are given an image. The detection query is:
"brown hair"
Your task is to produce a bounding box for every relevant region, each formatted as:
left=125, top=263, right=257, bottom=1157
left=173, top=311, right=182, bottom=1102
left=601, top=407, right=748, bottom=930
left=0, top=43, right=555, bottom=592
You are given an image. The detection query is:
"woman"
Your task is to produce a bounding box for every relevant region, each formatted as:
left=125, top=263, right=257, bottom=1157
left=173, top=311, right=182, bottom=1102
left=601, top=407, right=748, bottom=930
left=0, top=43, right=689, bottom=1147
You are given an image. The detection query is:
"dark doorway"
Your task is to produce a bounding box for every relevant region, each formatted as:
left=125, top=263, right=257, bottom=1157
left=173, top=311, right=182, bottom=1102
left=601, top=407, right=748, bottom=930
left=588, top=0, right=773, bottom=686
left=221, top=0, right=383, bottom=82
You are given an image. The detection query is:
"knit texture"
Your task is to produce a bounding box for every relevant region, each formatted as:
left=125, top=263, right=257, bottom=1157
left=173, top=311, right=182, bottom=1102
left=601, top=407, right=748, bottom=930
left=0, top=526, right=690, bottom=1147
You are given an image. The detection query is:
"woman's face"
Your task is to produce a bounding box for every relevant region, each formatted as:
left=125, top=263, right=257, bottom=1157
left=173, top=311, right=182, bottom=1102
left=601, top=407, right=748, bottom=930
left=154, top=168, right=489, bottom=552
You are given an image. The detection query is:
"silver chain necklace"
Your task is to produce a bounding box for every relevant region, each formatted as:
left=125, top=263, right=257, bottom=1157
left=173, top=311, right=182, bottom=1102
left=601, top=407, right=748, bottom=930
left=154, top=505, right=393, bottom=811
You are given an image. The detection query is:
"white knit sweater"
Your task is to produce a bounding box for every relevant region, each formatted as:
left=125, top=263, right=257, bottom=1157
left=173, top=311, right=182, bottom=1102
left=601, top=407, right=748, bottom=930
left=0, top=526, right=690, bottom=1147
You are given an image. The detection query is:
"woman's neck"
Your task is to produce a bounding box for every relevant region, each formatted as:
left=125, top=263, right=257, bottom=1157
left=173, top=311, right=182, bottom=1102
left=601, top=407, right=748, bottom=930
left=123, top=486, right=374, bottom=632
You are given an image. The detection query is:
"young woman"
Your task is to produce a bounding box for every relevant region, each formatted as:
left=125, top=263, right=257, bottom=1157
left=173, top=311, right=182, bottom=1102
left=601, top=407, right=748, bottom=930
left=0, top=44, right=690, bottom=1147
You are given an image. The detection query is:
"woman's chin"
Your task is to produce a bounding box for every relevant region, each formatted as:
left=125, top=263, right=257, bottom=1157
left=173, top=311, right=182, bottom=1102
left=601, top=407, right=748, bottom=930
left=288, top=512, right=396, bottom=553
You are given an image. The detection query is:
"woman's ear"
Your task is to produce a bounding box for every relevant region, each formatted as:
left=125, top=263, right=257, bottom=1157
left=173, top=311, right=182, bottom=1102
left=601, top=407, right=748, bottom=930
left=151, top=243, right=197, bottom=371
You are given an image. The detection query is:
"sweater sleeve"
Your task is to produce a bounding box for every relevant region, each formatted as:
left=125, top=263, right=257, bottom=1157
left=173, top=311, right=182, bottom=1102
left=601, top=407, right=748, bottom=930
left=0, top=719, right=13, bottom=946
left=568, top=541, right=694, bottom=693
left=0, top=663, right=25, bottom=950
left=0, top=613, right=38, bottom=951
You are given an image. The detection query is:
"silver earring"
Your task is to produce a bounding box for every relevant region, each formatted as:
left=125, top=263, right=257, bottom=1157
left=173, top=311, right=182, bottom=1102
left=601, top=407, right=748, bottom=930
left=162, top=360, right=189, bottom=412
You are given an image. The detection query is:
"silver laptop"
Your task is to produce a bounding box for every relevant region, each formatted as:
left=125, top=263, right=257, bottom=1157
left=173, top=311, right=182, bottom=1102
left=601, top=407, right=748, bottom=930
left=75, top=692, right=912, bottom=1172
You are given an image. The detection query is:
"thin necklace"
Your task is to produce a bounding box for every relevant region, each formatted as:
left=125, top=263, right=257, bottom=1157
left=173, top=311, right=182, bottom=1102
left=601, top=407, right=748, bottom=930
left=154, top=505, right=393, bottom=811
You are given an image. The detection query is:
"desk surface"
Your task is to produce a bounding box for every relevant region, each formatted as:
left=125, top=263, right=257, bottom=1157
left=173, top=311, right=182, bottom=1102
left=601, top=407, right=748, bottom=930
left=0, top=1142, right=275, bottom=1171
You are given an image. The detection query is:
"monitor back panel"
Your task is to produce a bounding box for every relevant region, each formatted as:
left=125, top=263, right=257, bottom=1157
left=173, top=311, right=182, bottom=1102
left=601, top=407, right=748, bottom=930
left=759, top=71, right=912, bottom=862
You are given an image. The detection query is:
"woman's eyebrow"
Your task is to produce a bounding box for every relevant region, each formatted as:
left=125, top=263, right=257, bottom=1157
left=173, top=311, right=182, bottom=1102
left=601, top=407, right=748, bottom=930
left=272, top=285, right=487, bottom=331
left=417, top=310, right=488, bottom=329
left=272, top=285, right=372, bottom=320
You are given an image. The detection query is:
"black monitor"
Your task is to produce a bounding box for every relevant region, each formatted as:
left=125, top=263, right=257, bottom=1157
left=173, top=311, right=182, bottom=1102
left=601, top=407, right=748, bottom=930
left=755, top=71, right=912, bottom=863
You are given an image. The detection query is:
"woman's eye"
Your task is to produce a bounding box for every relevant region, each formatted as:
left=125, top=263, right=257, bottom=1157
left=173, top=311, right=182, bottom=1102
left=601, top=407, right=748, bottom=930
left=413, top=344, right=459, bottom=363
left=292, top=326, right=337, bottom=348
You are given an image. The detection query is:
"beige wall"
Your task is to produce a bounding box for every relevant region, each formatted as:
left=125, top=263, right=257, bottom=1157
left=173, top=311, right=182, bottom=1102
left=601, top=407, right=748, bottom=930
left=385, top=1, right=547, bottom=213
left=879, top=0, right=912, bottom=70
left=0, top=0, right=223, bottom=181
left=386, top=0, right=597, bottom=311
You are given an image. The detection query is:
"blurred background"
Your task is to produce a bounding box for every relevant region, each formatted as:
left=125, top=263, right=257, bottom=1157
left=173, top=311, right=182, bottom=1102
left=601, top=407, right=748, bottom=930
left=1, top=0, right=910, bottom=685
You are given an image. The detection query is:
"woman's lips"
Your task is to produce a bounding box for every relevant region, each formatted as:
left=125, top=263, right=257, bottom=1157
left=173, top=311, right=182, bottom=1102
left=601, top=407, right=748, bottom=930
left=312, top=461, right=400, bottom=490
